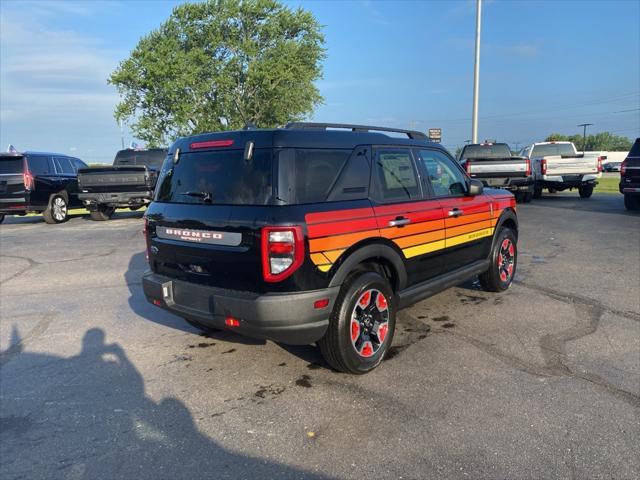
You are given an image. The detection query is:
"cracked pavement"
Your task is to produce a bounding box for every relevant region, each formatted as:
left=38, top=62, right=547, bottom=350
left=1, top=195, right=639, bottom=479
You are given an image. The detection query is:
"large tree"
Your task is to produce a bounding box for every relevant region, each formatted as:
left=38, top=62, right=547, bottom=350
left=545, top=132, right=632, bottom=151
left=109, top=0, right=325, bottom=146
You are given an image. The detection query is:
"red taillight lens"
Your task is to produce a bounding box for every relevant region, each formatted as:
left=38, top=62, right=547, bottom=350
left=190, top=139, right=234, bottom=149
left=597, top=156, right=603, bottom=173
left=541, top=159, right=547, bottom=175
left=225, top=316, right=240, bottom=327
left=525, top=158, right=531, bottom=176
left=465, top=161, right=471, bottom=174
left=621, top=159, right=627, bottom=176
left=261, top=226, right=304, bottom=282
left=23, top=172, right=34, bottom=191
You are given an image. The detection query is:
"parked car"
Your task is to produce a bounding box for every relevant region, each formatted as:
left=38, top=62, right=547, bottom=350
left=0, top=149, right=87, bottom=224
left=77, top=147, right=167, bottom=220
left=603, top=161, right=621, bottom=172
left=142, top=123, right=518, bottom=373
left=458, top=142, right=534, bottom=203
left=520, top=141, right=603, bottom=198
left=620, top=138, right=640, bottom=210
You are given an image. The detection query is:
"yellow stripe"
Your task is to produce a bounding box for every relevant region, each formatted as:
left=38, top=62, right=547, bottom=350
left=445, top=227, right=494, bottom=248
left=323, top=249, right=346, bottom=263
left=402, top=240, right=446, bottom=259
left=310, top=253, right=331, bottom=266
left=317, top=264, right=332, bottom=272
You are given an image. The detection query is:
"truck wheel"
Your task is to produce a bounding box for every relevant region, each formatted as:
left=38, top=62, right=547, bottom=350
left=578, top=186, right=593, bottom=198
left=548, top=188, right=557, bottom=194
left=90, top=206, right=116, bottom=221
left=479, top=227, right=517, bottom=292
left=0, top=214, right=4, bottom=224
left=319, top=271, right=395, bottom=374
left=624, top=194, right=640, bottom=210
left=43, top=194, right=69, bottom=224
left=533, top=186, right=543, bottom=199
left=522, top=192, right=533, bottom=203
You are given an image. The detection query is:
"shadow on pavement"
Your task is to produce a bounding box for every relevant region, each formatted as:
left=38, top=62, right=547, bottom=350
left=0, top=327, right=331, bottom=479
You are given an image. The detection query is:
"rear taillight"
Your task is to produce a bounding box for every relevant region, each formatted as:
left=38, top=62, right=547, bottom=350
left=525, top=158, right=531, bottom=176
left=621, top=159, right=627, bottom=176
left=541, top=159, right=547, bottom=175
left=23, top=172, right=34, bottom=191
left=190, top=139, right=234, bottom=149
left=597, top=156, right=603, bottom=173
left=465, top=161, right=471, bottom=174
left=261, top=226, right=304, bottom=282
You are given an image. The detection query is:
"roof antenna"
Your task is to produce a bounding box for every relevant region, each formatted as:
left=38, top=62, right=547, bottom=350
left=6, top=144, right=17, bottom=153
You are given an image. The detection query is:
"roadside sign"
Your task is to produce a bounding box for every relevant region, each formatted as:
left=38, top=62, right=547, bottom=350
left=428, top=128, right=442, bottom=142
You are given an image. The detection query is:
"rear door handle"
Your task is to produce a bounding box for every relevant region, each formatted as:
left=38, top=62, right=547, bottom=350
left=388, top=216, right=410, bottom=227
left=448, top=208, right=463, bottom=218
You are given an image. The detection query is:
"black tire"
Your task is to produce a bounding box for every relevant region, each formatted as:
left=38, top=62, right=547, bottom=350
left=0, top=214, right=4, bottom=224
left=533, top=185, right=543, bottom=199
left=514, top=192, right=523, bottom=203
left=479, top=227, right=517, bottom=292
left=548, top=188, right=557, bottom=194
left=578, top=186, right=593, bottom=198
left=90, top=206, right=116, bottom=221
left=522, top=192, right=533, bottom=203
left=624, top=194, right=640, bottom=211
left=42, top=193, right=69, bottom=224
left=318, top=270, right=395, bottom=374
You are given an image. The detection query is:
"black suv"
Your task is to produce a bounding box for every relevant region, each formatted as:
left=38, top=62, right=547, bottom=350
left=143, top=123, right=518, bottom=373
left=620, top=138, right=640, bottom=210
left=0, top=150, right=88, bottom=224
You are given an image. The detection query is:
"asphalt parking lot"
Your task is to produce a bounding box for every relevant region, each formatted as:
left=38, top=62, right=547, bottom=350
left=1, top=193, right=638, bottom=480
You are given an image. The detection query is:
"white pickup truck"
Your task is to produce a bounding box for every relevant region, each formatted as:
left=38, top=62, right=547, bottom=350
left=520, top=141, right=602, bottom=198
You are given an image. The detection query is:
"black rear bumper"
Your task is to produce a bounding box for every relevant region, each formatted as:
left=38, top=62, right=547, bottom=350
left=79, top=191, right=153, bottom=208
left=476, top=176, right=534, bottom=192
left=142, top=272, right=339, bottom=345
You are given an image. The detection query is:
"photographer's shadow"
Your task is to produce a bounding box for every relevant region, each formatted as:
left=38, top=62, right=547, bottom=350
left=0, top=328, right=330, bottom=479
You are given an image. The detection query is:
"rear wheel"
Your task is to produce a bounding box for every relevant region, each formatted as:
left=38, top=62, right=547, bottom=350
left=43, top=194, right=68, bottom=224
left=578, top=185, right=593, bottom=198
left=533, top=185, right=543, bottom=199
left=479, top=227, right=517, bottom=292
left=319, top=271, right=395, bottom=374
left=548, top=188, right=557, bottom=194
left=624, top=194, right=640, bottom=210
left=0, top=214, right=5, bottom=224
left=89, top=206, right=116, bottom=221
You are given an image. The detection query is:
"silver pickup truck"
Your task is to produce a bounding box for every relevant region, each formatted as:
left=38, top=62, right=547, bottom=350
left=459, top=143, right=534, bottom=203
left=520, top=142, right=602, bottom=198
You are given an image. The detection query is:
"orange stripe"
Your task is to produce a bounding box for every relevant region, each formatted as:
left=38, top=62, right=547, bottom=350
left=380, top=219, right=445, bottom=239
left=446, top=220, right=492, bottom=238
left=393, top=230, right=445, bottom=249
left=310, top=229, right=379, bottom=253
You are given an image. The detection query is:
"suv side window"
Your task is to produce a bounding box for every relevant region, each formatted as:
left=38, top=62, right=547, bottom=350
left=26, top=155, right=53, bottom=175
left=371, top=148, right=421, bottom=203
left=72, top=158, right=88, bottom=171
left=417, top=149, right=467, bottom=198
left=53, top=156, right=75, bottom=174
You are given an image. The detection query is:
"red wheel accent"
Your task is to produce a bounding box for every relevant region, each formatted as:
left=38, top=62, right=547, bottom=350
left=351, top=320, right=360, bottom=342
left=500, top=271, right=507, bottom=281
left=508, top=243, right=514, bottom=256
left=377, top=323, right=388, bottom=343
left=360, top=341, right=373, bottom=357
left=376, top=293, right=388, bottom=311
left=498, top=253, right=503, bottom=265
left=507, top=264, right=514, bottom=277
left=359, top=290, right=371, bottom=308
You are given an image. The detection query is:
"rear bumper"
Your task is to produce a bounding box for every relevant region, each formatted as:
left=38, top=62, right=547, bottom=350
left=539, top=174, right=599, bottom=188
left=478, top=176, right=533, bottom=192
left=142, top=272, right=339, bottom=345
left=0, top=196, right=28, bottom=215
left=620, top=185, right=640, bottom=195
left=79, top=191, right=152, bottom=208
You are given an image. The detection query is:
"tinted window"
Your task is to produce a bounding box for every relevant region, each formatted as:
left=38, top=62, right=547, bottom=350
left=114, top=149, right=167, bottom=168
left=277, top=149, right=350, bottom=204
left=155, top=149, right=272, bottom=205
left=460, top=144, right=511, bottom=160
left=372, top=148, right=420, bottom=202
left=628, top=139, right=640, bottom=157
left=417, top=149, right=467, bottom=198
left=531, top=143, right=576, bottom=157
left=73, top=158, right=88, bottom=170
left=27, top=156, right=52, bottom=175
left=53, top=157, right=75, bottom=174
left=0, top=157, right=24, bottom=174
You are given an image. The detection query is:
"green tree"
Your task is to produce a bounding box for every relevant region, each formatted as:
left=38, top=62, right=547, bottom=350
left=109, top=0, right=325, bottom=146
left=545, top=132, right=632, bottom=151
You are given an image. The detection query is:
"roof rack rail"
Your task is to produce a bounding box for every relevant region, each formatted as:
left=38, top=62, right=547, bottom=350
left=284, top=122, right=428, bottom=140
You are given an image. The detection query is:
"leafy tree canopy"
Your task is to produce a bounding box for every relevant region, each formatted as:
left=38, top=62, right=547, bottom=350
left=109, top=0, right=325, bottom=146
left=545, top=132, right=632, bottom=152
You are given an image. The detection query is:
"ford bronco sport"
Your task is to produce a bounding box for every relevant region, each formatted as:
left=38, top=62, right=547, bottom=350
left=143, top=123, right=518, bottom=373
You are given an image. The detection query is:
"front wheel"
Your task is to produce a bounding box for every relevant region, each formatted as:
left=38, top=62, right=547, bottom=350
left=43, top=194, right=69, bottom=224
left=578, top=185, right=594, bottom=198
left=90, top=206, right=116, bottom=221
left=479, top=228, right=517, bottom=292
left=319, top=271, right=395, bottom=374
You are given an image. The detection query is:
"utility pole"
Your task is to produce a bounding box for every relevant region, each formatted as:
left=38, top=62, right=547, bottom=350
left=119, top=119, right=125, bottom=150
left=577, top=123, right=593, bottom=153
left=471, top=0, right=482, bottom=143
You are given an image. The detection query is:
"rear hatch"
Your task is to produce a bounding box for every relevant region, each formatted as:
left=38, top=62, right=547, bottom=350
left=0, top=154, right=27, bottom=210
left=532, top=143, right=599, bottom=176
left=466, top=158, right=529, bottom=178
left=147, top=145, right=274, bottom=292
left=78, top=166, right=152, bottom=193
left=622, top=139, right=640, bottom=184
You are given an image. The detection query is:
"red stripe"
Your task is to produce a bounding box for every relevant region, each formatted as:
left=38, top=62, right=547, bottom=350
left=308, top=217, right=379, bottom=238
left=305, top=207, right=375, bottom=225
left=373, top=200, right=440, bottom=217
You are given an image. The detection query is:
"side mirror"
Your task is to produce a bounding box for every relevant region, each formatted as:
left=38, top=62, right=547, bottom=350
left=467, top=179, right=483, bottom=196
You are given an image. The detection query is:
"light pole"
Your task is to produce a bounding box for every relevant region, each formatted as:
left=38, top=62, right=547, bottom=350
left=577, top=123, right=593, bottom=153
left=471, top=0, right=482, bottom=143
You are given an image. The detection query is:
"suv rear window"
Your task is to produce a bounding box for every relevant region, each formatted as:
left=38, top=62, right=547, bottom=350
left=155, top=149, right=273, bottom=205
left=26, top=155, right=53, bottom=175
left=628, top=139, right=640, bottom=157
left=0, top=157, right=24, bottom=174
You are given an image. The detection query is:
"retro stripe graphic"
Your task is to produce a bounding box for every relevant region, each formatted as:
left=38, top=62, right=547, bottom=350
left=305, top=197, right=514, bottom=272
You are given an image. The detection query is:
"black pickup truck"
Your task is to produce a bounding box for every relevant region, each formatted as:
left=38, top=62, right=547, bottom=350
left=459, top=143, right=534, bottom=203
left=78, top=148, right=167, bottom=220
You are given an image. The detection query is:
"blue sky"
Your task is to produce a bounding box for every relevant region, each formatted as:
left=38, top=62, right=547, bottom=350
left=1, top=0, right=638, bottom=163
